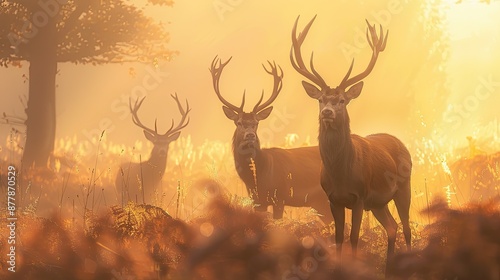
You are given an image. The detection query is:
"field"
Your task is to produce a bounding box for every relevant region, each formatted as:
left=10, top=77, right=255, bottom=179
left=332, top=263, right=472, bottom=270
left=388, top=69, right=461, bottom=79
left=2, top=0, right=500, bottom=279
left=1, top=131, right=499, bottom=280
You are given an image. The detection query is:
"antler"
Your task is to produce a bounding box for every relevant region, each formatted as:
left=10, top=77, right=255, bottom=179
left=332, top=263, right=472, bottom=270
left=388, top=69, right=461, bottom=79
left=164, top=92, right=191, bottom=137
left=209, top=56, right=245, bottom=113
left=130, top=96, right=158, bottom=135
left=129, top=93, right=190, bottom=137
left=338, top=20, right=389, bottom=90
left=252, top=60, right=284, bottom=113
left=290, top=15, right=328, bottom=90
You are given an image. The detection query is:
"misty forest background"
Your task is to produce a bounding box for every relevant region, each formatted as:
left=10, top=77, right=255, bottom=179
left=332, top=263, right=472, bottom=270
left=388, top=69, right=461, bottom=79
left=0, top=0, right=500, bottom=279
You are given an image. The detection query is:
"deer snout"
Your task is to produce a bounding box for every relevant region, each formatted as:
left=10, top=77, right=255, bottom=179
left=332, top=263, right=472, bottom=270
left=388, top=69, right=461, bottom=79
left=321, top=108, right=335, bottom=118
left=244, top=132, right=257, bottom=141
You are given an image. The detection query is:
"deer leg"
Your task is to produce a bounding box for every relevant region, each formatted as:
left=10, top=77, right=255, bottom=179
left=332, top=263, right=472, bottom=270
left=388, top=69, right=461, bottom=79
left=394, top=183, right=412, bottom=251
left=330, top=202, right=345, bottom=264
left=371, top=205, right=398, bottom=275
left=253, top=203, right=273, bottom=220
left=253, top=203, right=268, bottom=212
left=272, top=201, right=285, bottom=219
left=350, top=202, right=364, bottom=258
left=316, top=198, right=334, bottom=226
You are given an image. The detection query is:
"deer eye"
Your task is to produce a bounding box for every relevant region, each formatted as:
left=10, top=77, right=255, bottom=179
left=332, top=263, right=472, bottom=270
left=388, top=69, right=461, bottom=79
left=339, top=99, right=345, bottom=104
left=236, top=121, right=242, bottom=126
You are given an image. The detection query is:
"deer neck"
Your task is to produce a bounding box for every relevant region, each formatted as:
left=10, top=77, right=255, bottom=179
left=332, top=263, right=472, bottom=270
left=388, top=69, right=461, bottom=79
left=146, top=147, right=169, bottom=175
left=318, top=114, right=354, bottom=180
left=232, top=133, right=265, bottom=181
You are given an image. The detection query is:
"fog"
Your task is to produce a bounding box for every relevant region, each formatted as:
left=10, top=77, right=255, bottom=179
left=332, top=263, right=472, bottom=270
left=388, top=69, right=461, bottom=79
left=1, top=0, right=500, bottom=157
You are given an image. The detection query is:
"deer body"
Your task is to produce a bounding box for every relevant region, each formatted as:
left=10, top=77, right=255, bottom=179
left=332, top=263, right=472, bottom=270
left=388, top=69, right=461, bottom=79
left=116, top=94, right=190, bottom=205
left=210, top=57, right=332, bottom=223
left=291, top=16, right=412, bottom=273
left=116, top=135, right=172, bottom=204
left=320, top=130, right=409, bottom=210
left=233, top=140, right=328, bottom=218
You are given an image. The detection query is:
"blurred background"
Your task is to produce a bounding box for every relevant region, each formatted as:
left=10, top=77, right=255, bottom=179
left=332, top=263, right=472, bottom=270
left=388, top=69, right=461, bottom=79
left=1, top=0, right=498, bottom=150
left=2, top=3, right=500, bottom=279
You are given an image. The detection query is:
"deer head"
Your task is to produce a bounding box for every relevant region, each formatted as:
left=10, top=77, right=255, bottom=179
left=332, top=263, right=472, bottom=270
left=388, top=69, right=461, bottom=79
left=209, top=56, right=283, bottom=149
left=290, top=16, right=388, bottom=129
left=129, top=93, right=191, bottom=161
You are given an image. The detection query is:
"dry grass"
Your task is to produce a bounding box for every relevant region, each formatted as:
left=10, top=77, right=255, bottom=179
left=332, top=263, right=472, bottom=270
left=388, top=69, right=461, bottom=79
left=3, top=189, right=499, bottom=279
left=0, top=191, right=382, bottom=280
left=1, top=133, right=500, bottom=279
left=391, top=197, right=500, bottom=280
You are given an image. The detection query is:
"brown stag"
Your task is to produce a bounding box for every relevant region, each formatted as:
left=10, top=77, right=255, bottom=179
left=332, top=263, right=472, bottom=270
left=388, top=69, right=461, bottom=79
left=290, top=16, right=412, bottom=271
left=116, top=93, right=190, bottom=205
left=209, top=56, right=333, bottom=223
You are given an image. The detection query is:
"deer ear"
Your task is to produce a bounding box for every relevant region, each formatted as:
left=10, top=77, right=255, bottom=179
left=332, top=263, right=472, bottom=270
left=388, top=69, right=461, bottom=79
left=143, top=130, right=156, bottom=142
left=256, top=106, right=273, bottom=120
left=302, top=81, right=322, bottom=99
left=167, top=131, right=181, bottom=142
left=346, top=81, right=364, bottom=100
left=222, top=106, right=239, bottom=121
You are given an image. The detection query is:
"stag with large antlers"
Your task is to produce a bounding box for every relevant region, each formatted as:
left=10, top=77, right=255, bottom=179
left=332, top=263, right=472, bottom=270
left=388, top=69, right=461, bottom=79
left=116, top=93, right=190, bottom=205
left=291, top=16, right=412, bottom=272
left=209, top=56, right=333, bottom=223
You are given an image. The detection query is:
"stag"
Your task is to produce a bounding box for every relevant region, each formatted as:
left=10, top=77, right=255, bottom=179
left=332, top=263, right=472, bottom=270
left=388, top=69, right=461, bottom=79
left=290, top=16, right=412, bottom=271
left=116, top=93, right=190, bottom=205
left=209, top=56, right=333, bottom=223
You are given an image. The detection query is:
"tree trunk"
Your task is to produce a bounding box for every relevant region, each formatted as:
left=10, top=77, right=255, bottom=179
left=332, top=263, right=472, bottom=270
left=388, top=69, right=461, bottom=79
left=22, top=18, right=57, bottom=169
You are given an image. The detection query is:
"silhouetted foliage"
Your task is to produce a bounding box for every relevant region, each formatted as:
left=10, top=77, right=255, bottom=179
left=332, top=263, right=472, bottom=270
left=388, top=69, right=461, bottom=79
left=392, top=197, right=500, bottom=279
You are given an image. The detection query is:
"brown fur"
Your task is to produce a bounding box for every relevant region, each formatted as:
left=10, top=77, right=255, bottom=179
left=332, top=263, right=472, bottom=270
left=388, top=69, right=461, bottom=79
left=290, top=16, right=413, bottom=274
left=210, top=56, right=332, bottom=223
left=231, top=115, right=333, bottom=223
left=319, top=106, right=413, bottom=274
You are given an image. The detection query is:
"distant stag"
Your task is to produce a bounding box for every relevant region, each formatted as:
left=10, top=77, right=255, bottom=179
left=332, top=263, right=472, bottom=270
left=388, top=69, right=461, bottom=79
left=209, top=56, right=332, bottom=223
left=116, top=93, right=190, bottom=205
left=291, top=16, right=412, bottom=271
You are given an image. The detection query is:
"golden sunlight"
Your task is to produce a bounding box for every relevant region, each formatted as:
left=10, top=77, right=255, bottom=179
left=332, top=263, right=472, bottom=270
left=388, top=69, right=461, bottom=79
left=1, top=1, right=499, bottom=278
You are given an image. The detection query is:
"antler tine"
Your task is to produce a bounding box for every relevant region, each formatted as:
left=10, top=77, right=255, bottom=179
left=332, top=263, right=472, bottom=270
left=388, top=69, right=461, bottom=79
left=164, top=93, right=191, bottom=137
left=380, top=27, right=389, bottom=51
left=240, top=90, right=246, bottom=111
left=253, top=90, right=265, bottom=112
left=290, top=15, right=328, bottom=90
left=129, top=96, right=157, bottom=135
left=338, top=20, right=388, bottom=90
left=309, top=52, right=328, bottom=87
left=209, top=56, right=243, bottom=113
left=366, top=26, right=374, bottom=50
left=253, top=60, right=284, bottom=113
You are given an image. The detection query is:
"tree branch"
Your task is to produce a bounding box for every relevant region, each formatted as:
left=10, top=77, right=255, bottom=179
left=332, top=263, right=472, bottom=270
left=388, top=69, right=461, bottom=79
left=57, top=1, right=94, bottom=37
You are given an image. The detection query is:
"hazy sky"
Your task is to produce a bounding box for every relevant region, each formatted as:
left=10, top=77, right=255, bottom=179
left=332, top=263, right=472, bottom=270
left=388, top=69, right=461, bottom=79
left=1, top=0, right=499, bottom=157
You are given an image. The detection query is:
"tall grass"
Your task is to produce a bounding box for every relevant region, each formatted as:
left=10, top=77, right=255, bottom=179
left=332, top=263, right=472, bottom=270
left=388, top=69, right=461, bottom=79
left=0, top=132, right=499, bottom=278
